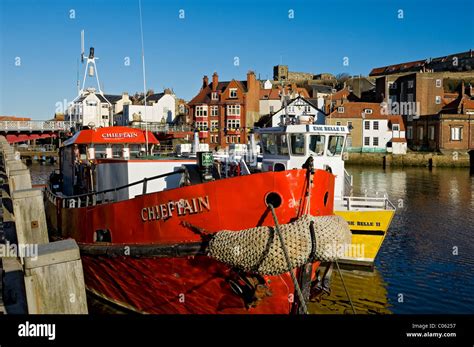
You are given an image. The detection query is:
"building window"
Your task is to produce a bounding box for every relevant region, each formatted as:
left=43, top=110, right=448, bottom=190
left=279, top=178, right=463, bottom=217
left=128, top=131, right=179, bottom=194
left=435, top=96, right=441, bottom=104
left=196, top=121, right=208, bottom=131
left=407, top=126, right=413, bottom=140
left=373, top=121, right=379, bottom=130
left=229, top=88, right=238, bottom=98
left=227, top=119, right=240, bottom=129
left=450, top=127, right=462, bottom=141
left=211, top=92, right=218, bottom=100
left=364, top=137, right=370, bottom=146
left=408, top=80, right=414, bottom=88
left=227, top=105, right=240, bottom=116
left=195, top=105, right=208, bottom=117
left=418, top=127, right=424, bottom=140
left=390, top=82, right=397, bottom=89
left=392, top=124, right=400, bottom=131
left=211, top=120, right=219, bottom=131
left=347, top=121, right=353, bottom=129
left=364, top=109, right=373, bottom=114
left=337, top=106, right=344, bottom=113
left=429, top=126, right=435, bottom=140
left=373, top=137, right=379, bottom=146
left=211, top=106, right=218, bottom=116
left=364, top=121, right=370, bottom=130
left=435, top=79, right=442, bottom=88
left=211, top=135, right=219, bottom=143
left=336, top=121, right=341, bottom=126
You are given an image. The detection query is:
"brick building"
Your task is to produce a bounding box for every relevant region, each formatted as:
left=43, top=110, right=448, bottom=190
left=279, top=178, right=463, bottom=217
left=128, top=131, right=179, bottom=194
left=408, top=84, right=474, bottom=152
left=188, top=71, right=260, bottom=149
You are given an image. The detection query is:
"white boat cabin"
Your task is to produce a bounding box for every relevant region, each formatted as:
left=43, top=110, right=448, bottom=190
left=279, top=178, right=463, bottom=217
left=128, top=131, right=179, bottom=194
left=257, top=124, right=350, bottom=200
left=58, top=127, right=193, bottom=199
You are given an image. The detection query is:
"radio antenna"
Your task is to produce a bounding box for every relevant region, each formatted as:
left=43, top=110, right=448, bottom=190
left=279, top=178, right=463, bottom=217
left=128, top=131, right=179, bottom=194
left=138, top=0, right=149, bottom=154
left=81, top=30, right=85, bottom=63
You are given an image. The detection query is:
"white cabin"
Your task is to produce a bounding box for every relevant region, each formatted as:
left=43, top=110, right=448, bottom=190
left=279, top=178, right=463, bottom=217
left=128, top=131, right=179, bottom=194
left=257, top=124, right=350, bottom=200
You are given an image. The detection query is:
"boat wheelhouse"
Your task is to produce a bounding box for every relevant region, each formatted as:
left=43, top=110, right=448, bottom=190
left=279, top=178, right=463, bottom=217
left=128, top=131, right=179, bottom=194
left=257, top=124, right=396, bottom=267
left=56, top=126, right=194, bottom=200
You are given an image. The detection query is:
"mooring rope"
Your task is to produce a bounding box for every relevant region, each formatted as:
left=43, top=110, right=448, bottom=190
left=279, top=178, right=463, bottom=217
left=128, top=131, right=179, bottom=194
left=268, top=204, right=308, bottom=315
left=335, top=259, right=356, bottom=314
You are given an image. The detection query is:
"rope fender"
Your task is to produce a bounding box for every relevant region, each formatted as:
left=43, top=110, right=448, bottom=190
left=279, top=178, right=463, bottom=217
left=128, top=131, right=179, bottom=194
left=207, top=214, right=352, bottom=276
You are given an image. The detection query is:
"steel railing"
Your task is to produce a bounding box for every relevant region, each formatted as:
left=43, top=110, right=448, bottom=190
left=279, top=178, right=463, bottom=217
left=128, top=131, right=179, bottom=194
left=342, top=195, right=396, bottom=211
left=0, top=120, right=75, bottom=131
left=46, top=169, right=185, bottom=209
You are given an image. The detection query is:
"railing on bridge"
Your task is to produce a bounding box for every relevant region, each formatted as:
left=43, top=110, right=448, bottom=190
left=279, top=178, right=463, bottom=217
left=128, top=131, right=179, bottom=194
left=130, top=123, right=194, bottom=133
left=0, top=120, right=75, bottom=132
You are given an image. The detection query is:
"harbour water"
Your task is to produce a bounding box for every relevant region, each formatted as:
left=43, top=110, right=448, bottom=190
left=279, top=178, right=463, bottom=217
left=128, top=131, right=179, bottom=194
left=30, top=163, right=474, bottom=314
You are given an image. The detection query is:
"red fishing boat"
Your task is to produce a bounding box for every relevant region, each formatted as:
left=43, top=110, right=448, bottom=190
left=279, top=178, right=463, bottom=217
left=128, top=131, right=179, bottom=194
left=45, top=126, right=342, bottom=314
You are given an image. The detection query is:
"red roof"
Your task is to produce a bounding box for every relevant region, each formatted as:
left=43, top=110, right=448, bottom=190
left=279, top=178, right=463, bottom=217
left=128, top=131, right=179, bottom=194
left=0, top=116, right=31, bottom=121
left=63, top=127, right=159, bottom=146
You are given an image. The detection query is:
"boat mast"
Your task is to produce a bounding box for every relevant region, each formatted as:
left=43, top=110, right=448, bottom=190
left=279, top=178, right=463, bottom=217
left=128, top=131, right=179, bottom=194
left=138, top=0, right=149, bottom=154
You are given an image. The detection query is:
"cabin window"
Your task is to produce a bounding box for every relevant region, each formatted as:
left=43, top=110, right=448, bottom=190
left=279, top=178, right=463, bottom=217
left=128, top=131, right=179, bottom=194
left=112, top=144, right=124, bottom=158
left=261, top=133, right=289, bottom=156
left=129, top=144, right=141, bottom=158
left=309, top=135, right=325, bottom=156
left=94, top=144, right=107, bottom=158
left=290, top=134, right=305, bottom=156
left=327, top=136, right=344, bottom=156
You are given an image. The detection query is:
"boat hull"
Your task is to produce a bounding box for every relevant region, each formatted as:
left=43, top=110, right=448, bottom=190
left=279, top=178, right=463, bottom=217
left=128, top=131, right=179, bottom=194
left=46, top=169, right=334, bottom=314
left=334, top=209, right=395, bottom=267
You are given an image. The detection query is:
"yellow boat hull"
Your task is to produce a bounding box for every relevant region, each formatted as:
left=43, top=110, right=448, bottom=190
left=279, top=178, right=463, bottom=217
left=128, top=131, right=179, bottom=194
left=334, top=209, right=395, bottom=267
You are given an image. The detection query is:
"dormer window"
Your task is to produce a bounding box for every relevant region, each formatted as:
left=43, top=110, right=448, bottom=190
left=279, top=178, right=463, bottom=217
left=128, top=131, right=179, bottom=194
left=211, top=92, right=218, bottom=101
left=364, top=109, right=373, bottom=114
left=229, top=88, right=238, bottom=98
left=337, top=106, right=344, bottom=113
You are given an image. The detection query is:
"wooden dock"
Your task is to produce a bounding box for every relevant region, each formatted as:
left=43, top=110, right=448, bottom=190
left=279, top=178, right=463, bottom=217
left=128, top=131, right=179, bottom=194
left=0, top=137, right=88, bottom=314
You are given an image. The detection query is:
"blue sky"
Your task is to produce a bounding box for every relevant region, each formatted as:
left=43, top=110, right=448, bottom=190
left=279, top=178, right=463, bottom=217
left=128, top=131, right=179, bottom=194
left=0, top=0, right=473, bottom=119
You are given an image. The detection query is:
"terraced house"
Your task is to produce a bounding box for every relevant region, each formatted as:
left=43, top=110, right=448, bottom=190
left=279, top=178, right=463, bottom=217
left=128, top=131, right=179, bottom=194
left=188, top=71, right=260, bottom=149
left=326, top=102, right=406, bottom=154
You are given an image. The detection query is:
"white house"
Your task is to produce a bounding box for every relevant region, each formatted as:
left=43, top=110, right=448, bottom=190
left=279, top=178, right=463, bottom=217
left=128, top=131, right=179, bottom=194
left=67, top=88, right=112, bottom=128
left=259, top=88, right=283, bottom=116
left=117, top=92, right=176, bottom=125
left=271, top=96, right=326, bottom=127
left=67, top=88, right=129, bottom=128
left=387, top=115, right=407, bottom=154
left=362, top=114, right=407, bottom=154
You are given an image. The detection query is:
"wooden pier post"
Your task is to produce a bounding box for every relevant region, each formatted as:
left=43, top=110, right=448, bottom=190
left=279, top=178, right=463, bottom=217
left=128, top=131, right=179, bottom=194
left=0, top=136, right=88, bottom=314
left=11, top=189, right=49, bottom=246
left=8, top=169, right=32, bottom=193
left=23, top=239, right=88, bottom=314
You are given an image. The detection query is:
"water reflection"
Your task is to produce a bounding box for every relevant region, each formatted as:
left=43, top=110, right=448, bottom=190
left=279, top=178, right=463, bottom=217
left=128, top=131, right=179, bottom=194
left=309, top=268, right=391, bottom=314
left=350, top=166, right=474, bottom=314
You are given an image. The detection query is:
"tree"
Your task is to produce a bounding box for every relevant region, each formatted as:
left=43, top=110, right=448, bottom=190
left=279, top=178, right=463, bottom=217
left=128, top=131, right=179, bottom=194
left=335, top=73, right=351, bottom=90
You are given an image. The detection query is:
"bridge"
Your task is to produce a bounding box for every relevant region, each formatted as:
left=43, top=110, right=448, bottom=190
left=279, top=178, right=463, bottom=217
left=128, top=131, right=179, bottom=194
left=0, top=120, right=75, bottom=143
left=0, top=120, right=196, bottom=143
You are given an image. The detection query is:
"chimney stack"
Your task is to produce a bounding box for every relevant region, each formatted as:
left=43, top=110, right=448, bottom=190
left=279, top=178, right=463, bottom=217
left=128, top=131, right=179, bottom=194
left=212, top=72, right=218, bottom=91
left=202, top=75, right=209, bottom=89
left=247, top=70, right=256, bottom=88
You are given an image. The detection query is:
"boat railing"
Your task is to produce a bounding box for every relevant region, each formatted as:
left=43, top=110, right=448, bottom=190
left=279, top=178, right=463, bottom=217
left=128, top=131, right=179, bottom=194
left=45, top=169, right=185, bottom=208
left=343, top=169, right=353, bottom=196
left=343, top=195, right=396, bottom=211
